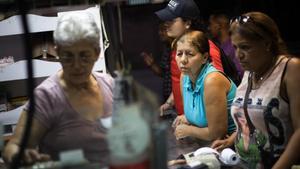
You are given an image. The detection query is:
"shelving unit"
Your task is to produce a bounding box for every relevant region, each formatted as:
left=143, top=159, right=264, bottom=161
left=0, top=6, right=107, bottom=141
left=0, top=14, right=58, bottom=36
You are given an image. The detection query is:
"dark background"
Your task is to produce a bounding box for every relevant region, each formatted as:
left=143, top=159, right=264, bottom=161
left=2, top=0, right=298, bottom=102
left=116, top=0, right=300, bottom=70
left=105, top=0, right=300, bottom=102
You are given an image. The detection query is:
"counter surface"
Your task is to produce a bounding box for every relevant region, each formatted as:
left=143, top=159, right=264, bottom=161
left=163, top=111, right=243, bottom=169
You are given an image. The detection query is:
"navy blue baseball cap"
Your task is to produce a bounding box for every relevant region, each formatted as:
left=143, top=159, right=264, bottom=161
left=155, top=0, right=200, bottom=21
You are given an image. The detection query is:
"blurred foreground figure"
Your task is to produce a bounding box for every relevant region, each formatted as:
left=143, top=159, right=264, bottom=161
left=3, top=11, right=114, bottom=167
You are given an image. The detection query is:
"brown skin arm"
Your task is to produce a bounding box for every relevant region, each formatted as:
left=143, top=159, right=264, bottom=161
left=179, top=125, right=210, bottom=141
left=179, top=72, right=230, bottom=141
left=141, top=52, right=163, bottom=76
left=149, top=63, right=163, bottom=76
left=203, top=72, right=230, bottom=141
left=3, top=110, right=50, bottom=165
left=273, top=58, right=300, bottom=169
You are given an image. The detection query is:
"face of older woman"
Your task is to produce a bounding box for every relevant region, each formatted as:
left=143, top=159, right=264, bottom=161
left=231, top=32, right=271, bottom=73
left=57, top=41, right=99, bottom=85
left=176, top=40, right=208, bottom=79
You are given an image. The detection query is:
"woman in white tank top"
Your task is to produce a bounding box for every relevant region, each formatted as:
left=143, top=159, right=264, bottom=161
left=211, top=11, right=300, bottom=169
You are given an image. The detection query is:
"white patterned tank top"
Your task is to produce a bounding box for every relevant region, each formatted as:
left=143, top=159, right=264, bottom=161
left=231, top=56, right=293, bottom=169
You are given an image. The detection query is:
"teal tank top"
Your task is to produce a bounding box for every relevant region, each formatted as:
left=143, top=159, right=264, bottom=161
left=182, top=63, right=236, bottom=134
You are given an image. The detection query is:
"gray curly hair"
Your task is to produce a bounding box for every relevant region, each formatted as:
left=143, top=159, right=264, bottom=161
left=53, top=11, right=100, bottom=52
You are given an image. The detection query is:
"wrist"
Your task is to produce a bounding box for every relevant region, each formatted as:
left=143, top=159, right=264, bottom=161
left=3, top=144, right=18, bottom=164
left=148, top=62, right=154, bottom=67
left=228, top=135, right=236, bottom=145
left=166, top=100, right=173, bottom=106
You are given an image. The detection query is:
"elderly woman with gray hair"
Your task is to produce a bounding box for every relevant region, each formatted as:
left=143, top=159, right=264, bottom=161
left=3, top=12, right=114, bottom=166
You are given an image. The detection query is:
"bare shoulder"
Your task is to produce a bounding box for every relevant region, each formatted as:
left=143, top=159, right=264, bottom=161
left=205, top=72, right=230, bottom=90
left=287, top=57, right=300, bottom=69
left=283, top=57, right=300, bottom=97
left=286, top=57, right=300, bottom=80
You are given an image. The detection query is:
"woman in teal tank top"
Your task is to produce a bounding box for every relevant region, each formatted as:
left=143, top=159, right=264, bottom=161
left=172, top=30, right=236, bottom=141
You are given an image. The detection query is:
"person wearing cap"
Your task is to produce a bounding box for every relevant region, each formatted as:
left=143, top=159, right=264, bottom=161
left=157, top=0, right=224, bottom=117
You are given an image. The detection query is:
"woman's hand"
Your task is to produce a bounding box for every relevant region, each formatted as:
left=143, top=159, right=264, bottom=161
left=174, top=124, right=191, bottom=139
left=141, top=52, right=154, bottom=67
left=3, top=143, right=51, bottom=165
left=23, top=149, right=51, bottom=165
left=173, top=115, right=191, bottom=139
left=159, top=102, right=173, bottom=116
left=172, top=115, right=189, bottom=128
left=211, top=137, right=231, bottom=151
left=3, top=111, right=50, bottom=165
left=211, top=132, right=237, bottom=151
